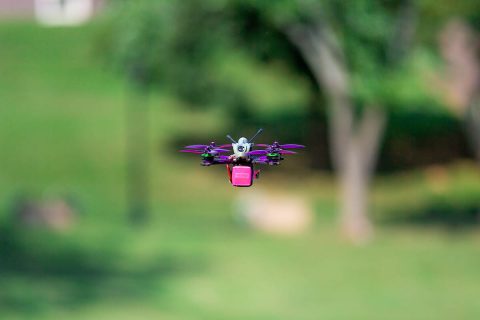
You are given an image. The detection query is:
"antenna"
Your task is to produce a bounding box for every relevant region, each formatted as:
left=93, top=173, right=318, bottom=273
left=226, top=134, right=236, bottom=143
left=249, top=128, right=263, bottom=143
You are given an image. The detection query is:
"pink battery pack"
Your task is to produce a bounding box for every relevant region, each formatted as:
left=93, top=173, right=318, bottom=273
left=231, top=166, right=252, bottom=187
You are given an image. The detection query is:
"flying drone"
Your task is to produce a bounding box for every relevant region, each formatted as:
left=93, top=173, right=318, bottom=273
left=179, top=129, right=305, bottom=187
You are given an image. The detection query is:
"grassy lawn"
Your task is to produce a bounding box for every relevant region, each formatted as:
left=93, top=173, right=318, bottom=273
left=1, top=22, right=480, bottom=320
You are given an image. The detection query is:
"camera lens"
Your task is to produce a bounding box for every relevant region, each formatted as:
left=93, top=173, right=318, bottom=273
left=237, top=146, right=244, bottom=152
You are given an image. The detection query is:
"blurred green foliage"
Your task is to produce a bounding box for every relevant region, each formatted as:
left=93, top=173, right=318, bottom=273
left=102, top=0, right=442, bottom=117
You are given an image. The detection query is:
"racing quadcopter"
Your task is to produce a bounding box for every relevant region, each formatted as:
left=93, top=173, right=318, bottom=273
left=179, top=129, right=305, bottom=187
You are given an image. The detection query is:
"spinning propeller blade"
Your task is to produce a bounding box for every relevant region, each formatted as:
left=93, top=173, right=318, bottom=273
left=247, top=150, right=269, bottom=156
left=184, top=144, right=209, bottom=149
left=253, top=143, right=304, bottom=149
left=279, top=144, right=305, bottom=149
left=248, top=150, right=296, bottom=156
left=179, top=150, right=204, bottom=154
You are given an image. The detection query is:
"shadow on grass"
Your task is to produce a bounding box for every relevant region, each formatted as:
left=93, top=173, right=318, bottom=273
left=0, top=222, right=206, bottom=315
left=378, top=201, right=480, bottom=229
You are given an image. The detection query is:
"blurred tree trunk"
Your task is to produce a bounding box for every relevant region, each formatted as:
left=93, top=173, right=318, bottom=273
left=286, top=23, right=385, bottom=242
left=126, top=80, right=150, bottom=224
left=338, top=107, right=385, bottom=241
left=439, top=20, right=480, bottom=163
left=286, top=1, right=415, bottom=242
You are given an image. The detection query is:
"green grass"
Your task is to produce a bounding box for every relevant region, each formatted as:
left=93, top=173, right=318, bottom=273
left=1, top=21, right=480, bottom=320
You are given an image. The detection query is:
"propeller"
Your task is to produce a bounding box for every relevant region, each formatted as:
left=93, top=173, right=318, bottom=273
left=253, top=156, right=282, bottom=165
left=181, top=141, right=232, bottom=155
left=278, top=144, right=305, bottom=149
left=247, top=150, right=297, bottom=156
left=247, top=150, right=269, bottom=156
left=185, top=144, right=232, bottom=149
left=255, top=143, right=305, bottom=149
left=180, top=148, right=229, bottom=154
left=185, top=144, right=210, bottom=149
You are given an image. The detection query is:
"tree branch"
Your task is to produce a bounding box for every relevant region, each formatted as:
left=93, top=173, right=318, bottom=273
left=387, top=0, right=418, bottom=64
left=285, top=22, right=353, bottom=170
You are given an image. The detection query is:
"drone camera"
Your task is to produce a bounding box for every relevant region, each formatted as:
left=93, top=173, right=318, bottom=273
left=233, top=137, right=251, bottom=155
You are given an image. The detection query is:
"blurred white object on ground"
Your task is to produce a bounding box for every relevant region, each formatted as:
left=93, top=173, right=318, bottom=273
left=34, top=0, right=94, bottom=26
left=235, top=190, right=313, bottom=235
